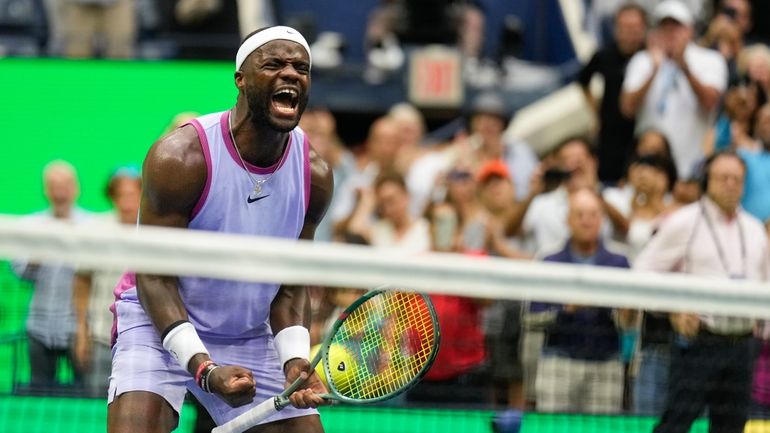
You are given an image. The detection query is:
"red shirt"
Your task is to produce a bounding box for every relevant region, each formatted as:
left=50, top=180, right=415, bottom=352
left=424, top=294, right=486, bottom=381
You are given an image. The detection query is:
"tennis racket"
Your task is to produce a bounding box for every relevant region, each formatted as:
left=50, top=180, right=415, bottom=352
left=212, top=287, right=440, bottom=433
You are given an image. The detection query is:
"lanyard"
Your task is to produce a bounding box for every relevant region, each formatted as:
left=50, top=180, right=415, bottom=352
left=699, top=200, right=747, bottom=277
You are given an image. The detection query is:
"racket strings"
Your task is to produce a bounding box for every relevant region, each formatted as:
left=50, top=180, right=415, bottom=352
left=330, top=291, right=437, bottom=400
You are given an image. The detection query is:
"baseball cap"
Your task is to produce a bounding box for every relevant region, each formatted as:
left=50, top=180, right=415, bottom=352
left=477, top=160, right=511, bottom=183
left=469, top=93, right=509, bottom=120
left=653, top=0, right=694, bottom=26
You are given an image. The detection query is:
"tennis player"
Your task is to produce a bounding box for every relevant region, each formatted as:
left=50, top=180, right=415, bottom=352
left=107, top=26, right=333, bottom=433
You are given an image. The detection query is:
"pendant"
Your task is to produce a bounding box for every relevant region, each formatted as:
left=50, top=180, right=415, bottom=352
left=253, top=183, right=262, bottom=195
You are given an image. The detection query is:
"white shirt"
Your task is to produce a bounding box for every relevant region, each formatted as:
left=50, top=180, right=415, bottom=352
left=523, top=186, right=614, bottom=256
left=634, top=197, right=770, bottom=334
left=523, top=186, right=571, bottom=256
left=371, top=218, right=432, bottom=254
left=623, top=44, right=727, bottom=178
left=406, top=149, right=454, bottom=217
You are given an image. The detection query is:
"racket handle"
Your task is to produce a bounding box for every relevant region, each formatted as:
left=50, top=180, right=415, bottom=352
left=211, top=397, right=282, bottom=433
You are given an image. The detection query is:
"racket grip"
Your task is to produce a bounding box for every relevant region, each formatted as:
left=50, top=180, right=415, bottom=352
left=211, top=397, right=281, bottom=433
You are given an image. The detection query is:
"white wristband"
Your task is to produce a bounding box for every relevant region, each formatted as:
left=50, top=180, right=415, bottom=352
left=162, top=322, right=209, bottom=371
left=273, top=326, right=310, bottom=370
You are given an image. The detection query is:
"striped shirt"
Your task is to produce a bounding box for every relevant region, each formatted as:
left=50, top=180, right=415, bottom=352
left=12, top=209, right=90, bottom=348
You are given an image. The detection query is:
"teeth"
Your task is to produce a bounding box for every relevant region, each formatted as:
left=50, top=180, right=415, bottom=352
left=276, top=89, right=298, bottom=97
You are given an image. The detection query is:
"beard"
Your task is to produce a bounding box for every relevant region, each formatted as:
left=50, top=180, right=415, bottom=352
left=245, top=84, right=309, bottom=133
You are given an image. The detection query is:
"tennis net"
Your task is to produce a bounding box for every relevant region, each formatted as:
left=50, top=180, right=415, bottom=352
left=0, top=215, right=768, bottom=433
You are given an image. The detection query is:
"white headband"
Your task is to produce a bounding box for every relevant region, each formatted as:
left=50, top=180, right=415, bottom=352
left=235, top=26, right=312, bottom=71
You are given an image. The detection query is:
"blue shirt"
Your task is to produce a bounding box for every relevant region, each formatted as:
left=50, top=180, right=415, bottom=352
left=739, top=147, right=770, bottom=223
left=533, top=241, right=630, bottom=361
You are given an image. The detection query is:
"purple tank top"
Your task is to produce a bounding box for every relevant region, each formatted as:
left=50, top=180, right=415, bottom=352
left=111, top=111, right=310, bottom=342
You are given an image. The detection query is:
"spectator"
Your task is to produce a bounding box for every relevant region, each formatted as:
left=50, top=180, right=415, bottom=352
left=599, top=154, right=678, bottom=416
left=636, top=151, right=769, bottom=433
left=472, top=160, right=528, bottom=409
left=579, top=4, right=648, bottom=184
left=621, top=0, right=727, bottom=179
left=405, top=293, right=489, bottom=406
left=701, top=0, right=748, bottom=83
left=62, top=0, right=136, bottom=58
left=635, top=129, right=674, bottom=160
left=603, top=154, right=678, bottom=261
left=533, top=188, right=631, bottom=414
left=72, top=166, right=141, bottom=398
left=299, top=107, right=356, bottom=242
left=407, top=93, right=538, bottom=218
left=702, top=0, right=752, bottom=48
left=329, top=117, right=401, bottom=236
left=441, top=165, right=490, bottom=254
left=12, top=161, right=89, bottom=393
left=344, top=171, right=431, bottom=253
left=737, top=44, right=770, bottom=103
left=388, top=103, right=428, bottom=177
left=703, top=82, right=759, bottom=155
left=465, top=93, right=539, bottom=202
left=507, top=136, right=602, bottom=256
left=477, top=160, right=531, bottom=258
left=737, top=103, right=770, bottom=223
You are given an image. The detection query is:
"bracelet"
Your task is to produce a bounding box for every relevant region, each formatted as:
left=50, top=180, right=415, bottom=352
left=194, top=360, right=215, bottom=387
left=161, top=321, right=209, bottom=371
left=273, top=326, right=310, bottom=370
left=201, top=365, right=220, bottom=393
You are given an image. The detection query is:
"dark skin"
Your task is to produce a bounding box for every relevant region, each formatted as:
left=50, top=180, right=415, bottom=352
left=107, top=40, right=333, bottom=433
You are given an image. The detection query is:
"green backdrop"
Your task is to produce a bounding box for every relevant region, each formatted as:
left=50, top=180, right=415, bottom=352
left=0, top=58, right=237, bottom=215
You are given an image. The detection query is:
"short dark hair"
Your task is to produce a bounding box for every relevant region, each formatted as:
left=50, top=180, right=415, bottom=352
left=630, top=154, right=678, bottom=192
left=106, top=167, right=142, bottom=199
left=374, top=170, right=408, bottom=192
left=700, top=150, right=747, bottom=190
left=615, top=3, right=648, bottom=26
left=552, top=136, right=595, bottom=158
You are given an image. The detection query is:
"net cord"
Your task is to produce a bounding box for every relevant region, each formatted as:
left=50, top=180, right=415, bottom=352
left=0, top=215, right=767, bottom=318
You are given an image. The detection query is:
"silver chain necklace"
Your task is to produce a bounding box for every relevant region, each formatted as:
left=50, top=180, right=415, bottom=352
left=228, top=110, right=275, bottom=196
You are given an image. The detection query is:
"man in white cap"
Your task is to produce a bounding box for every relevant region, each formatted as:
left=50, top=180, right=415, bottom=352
left=107, top=26, right=332, bottom=433
left=621, top=0, right=727, bottom=181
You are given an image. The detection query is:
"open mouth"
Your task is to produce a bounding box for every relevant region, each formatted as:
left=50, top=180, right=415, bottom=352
left=271, top=88, right=299, bottom=117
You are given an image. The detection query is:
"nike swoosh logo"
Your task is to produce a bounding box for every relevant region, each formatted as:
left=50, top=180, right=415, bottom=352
left=247, top=194, right=270, bottom=204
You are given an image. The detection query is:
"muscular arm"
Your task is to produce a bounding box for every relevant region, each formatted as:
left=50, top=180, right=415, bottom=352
left=135, top=125, right=207, bottom=374
left=270, top=145, right=333, bottom=408
left=270, top=146, right=333, bottom=346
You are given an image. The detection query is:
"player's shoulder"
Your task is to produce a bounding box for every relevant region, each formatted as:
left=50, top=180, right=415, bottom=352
left=143, top=118, right=210, bottom=208
left=148, top=122, right=206, bottom=174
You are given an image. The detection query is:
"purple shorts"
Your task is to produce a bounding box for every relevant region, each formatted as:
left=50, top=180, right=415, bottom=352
left=108, top=311, right=318, bottom=426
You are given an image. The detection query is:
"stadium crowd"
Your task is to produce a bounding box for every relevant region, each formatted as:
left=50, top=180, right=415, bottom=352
left=6, top=0, right=770, bottom=432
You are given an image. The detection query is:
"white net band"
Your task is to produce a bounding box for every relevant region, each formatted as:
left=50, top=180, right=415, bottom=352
left=0, top=215, right=768, bottom=318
